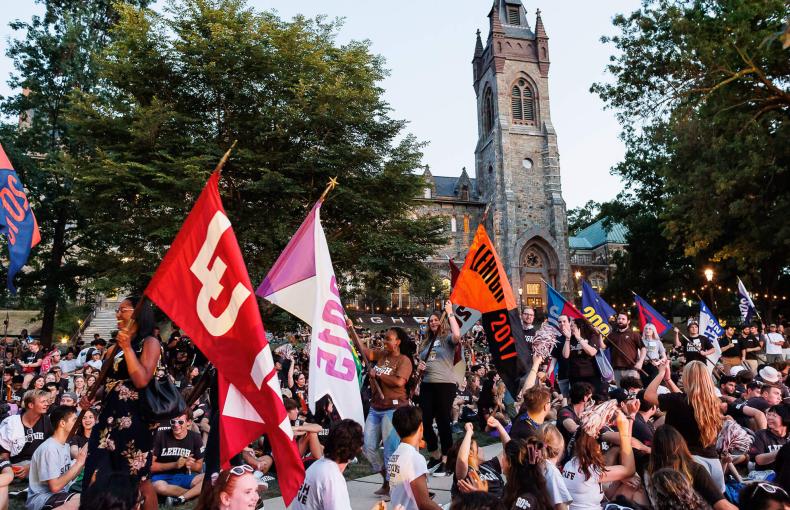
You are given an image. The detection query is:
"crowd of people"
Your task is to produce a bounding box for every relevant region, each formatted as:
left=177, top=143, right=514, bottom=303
left=0, top=297, right=788, bottom=510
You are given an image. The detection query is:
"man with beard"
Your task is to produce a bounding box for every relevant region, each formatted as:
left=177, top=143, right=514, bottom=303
left=607, top=313, right=646, bottom=384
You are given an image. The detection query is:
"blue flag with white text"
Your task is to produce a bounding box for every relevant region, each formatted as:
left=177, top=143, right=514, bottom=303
left=0, top=143, right=40, bottom=293
left=699, top=299, right=723, bottom=365
left=581, top=280, right=617, bottom=336
left=737, top=277, right=758, bottom=325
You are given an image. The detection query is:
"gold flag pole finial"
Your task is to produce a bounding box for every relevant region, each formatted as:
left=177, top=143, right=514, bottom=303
left=319, top=176, right=339, bottom=202
left=214, top=140, right=238, bottom=175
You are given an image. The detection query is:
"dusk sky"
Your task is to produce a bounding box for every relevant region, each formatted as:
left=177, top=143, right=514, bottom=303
left=0, top=0, right=641, bottom=209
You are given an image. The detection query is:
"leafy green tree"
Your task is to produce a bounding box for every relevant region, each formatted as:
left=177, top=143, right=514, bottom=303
left=567, top=200, right=601, bottom=234
left=1, top=0, right=151, bottom=344
left=592, top=0, right=789, bottom=318
left=66, top=1, right=446, bottom=305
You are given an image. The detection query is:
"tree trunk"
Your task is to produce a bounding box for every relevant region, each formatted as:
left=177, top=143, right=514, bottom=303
left=38, top=208, right=67, bottom=348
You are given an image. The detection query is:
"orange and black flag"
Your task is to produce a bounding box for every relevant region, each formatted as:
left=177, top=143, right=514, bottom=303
left=450, top=225, right=526, bottom=397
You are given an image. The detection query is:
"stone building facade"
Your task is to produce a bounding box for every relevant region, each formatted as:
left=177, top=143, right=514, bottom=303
left=415, top=0, right=572, bottom=311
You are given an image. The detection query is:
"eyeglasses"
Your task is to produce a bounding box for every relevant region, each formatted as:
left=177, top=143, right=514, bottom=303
left=756, top=482, right=787, bottom=496
left=170, top=419, right=187, bottom=426
left=115, top=307, right=133, bottom=314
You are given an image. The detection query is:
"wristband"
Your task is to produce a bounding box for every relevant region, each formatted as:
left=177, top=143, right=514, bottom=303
left=0, top=460, right=10, bottom=471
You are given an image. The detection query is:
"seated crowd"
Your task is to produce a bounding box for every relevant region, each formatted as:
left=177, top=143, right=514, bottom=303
left=0, top=310, right=788, bottom=510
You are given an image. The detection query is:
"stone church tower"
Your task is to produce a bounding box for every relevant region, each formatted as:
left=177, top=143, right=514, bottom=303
left=471, top=0, right=572, bottom=305
left=414, top=0, right=571, bottom=311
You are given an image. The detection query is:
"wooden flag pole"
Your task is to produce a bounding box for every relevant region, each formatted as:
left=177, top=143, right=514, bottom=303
left=214, top=140, right=238, bottom=176
left=319, top=177, right=339, bottom=203
left=345, top=318, right=385, bottom=401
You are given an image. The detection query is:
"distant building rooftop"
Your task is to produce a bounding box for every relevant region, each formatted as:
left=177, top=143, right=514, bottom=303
left=569, top=218, right=628, bottom=249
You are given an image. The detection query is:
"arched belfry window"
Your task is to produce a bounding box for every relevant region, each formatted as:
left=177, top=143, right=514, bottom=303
left=511, top=79, right=536, bottom=124
left=482, top=87, right=494, bottom=134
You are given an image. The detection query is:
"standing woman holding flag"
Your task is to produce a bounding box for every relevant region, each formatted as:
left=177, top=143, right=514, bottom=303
left=350, top=323, right=415, bottom=498
left=418, top=300, right=462, bottom=476
left=81, top=296, right=162, bottom=510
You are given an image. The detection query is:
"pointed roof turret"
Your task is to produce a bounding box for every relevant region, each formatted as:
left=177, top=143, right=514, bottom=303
left=474, top=29, right=484, bottom=57
left=535, top=8, right=547, bottom=38
left=489, top=0, right=504, bottom=35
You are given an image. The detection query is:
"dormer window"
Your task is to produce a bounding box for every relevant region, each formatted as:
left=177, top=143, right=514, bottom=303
left=423, top=187, right=431, bottom=199
left=507, top=7, right=520, bottom=25
left=460, top=185, right=470, bottom=201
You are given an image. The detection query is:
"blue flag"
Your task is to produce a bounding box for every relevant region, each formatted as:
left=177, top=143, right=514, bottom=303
left=0, top=144, right=40, bottom=293
left=737, top=277, right=758, bottom=325
left=633, top=293, right=672, bottom=336
left=699, top=299, right=723, bottom=364
left=546, top=281, right=583, bottom=327
left=581, top=280, right=617, bottom=335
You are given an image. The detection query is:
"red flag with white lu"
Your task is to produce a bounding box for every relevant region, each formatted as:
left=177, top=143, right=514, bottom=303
left=144, top=170, right=304, bottom=504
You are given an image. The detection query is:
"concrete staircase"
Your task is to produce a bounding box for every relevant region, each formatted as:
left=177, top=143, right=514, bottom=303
left=81, top=299, right=122, bottom=341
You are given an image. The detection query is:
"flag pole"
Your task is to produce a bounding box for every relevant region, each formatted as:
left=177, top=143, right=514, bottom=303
left=345, top=318, right=386, bottom=401
left=319, top=176, right=339, bottom=203
left=214, top=140, right=238, bottom=176
left=738, top=277, right=764, bottom=324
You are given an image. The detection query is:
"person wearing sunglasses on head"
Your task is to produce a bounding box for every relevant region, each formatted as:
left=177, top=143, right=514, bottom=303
left=738, top=482, right=790, bottom=510
left=150, top=410, right=204, bottom=506
left=195, top=464, right=260, bottom=510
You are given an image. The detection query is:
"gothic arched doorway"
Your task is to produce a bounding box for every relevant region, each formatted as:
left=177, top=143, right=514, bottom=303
left=518, top=239, right=560, bottom=313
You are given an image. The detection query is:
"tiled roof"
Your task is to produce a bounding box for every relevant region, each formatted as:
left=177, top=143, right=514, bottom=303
left=570, top=219, right=628, bottom=249
left=568, top=236, right=593, bottom=249
left=432, top=176, right=479, bottom=199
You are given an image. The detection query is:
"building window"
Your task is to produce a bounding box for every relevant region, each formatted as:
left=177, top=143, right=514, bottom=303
left=460, top=185, right=469, bottom=201
left=507, top=6, right=520, bottom=25
left=423, top=187, right=431, bottom=199
left=524, top=248, right=543, bottom=268
left=450, top=217, right=457, bottom=232
left=526, top=283, right=541, bottom=296
left=511, top=79, right=536, bottom=124
left=482, top=88, right=494, bottom=134
left=522, top=158, right=533, bottom=169
left=463, top=214, right=470, bottom=233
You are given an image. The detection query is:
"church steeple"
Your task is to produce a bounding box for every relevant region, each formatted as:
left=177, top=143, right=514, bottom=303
left=474, top=29, right=484, bottom=58
left=535, top=8, right=550, bottom=76
left=488, top=0, right=504, bottom=36
left=535, top=8, right=547, bottom=38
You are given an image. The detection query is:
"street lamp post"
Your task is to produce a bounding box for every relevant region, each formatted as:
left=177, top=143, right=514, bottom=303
left=518, top=287, right=523, bottom=312
left=574, top=271, right=582, bottom=307
left=704, top=268, right=716, bottom=311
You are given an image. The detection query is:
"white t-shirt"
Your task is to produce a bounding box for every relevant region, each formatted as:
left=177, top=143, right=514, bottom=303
left=562, top=457, right=604, bottom=510
left=766, top=333, right=785, bottom=354
left=291, top=457, right=350, bottom=510
left=544, top=461, right=573, bottom=506
left=388, top=442, right=427, bottom=510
